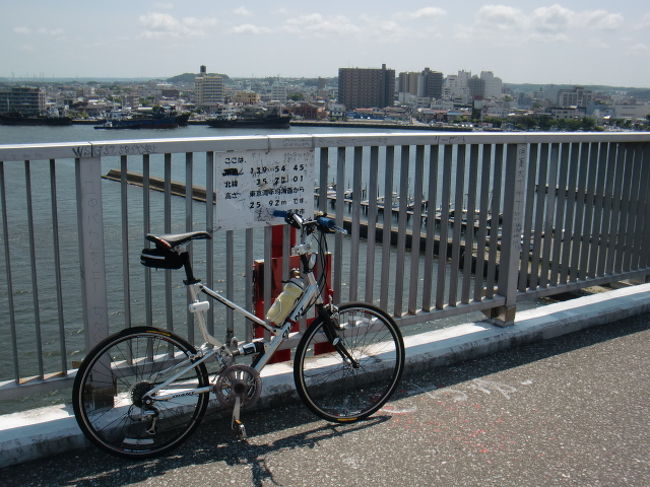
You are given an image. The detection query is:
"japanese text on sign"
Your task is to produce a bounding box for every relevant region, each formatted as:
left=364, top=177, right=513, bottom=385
left=215, top=149, right=315, bottom=230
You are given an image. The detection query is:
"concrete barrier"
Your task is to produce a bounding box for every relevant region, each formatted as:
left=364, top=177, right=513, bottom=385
left=2, top=283, right=649, bottom=468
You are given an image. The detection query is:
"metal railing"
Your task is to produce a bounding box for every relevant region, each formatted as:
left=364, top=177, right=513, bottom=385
left=1, top=132, right=649, bottom=401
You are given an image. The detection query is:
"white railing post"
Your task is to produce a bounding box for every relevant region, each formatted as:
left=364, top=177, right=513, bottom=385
left=76, top=155, right=110, bottom=351
left=491, top=143, right=528, bottom=325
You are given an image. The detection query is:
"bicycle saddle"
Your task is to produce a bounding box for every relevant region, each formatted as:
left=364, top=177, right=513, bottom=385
left=146, top=231, right=211, bottom=249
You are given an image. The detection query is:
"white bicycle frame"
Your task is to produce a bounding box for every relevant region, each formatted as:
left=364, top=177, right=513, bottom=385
left=145, top=263, right=322, bottom=403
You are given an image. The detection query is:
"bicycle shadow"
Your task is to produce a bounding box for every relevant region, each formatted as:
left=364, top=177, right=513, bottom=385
left=208, top=415, right=391, bottom=487
left=5, top=404, right=390, bottom=487
left=4, top=313, right=647, bottom=486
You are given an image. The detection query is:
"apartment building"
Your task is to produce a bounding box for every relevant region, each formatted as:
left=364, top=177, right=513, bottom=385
left=338, top=64, right=395, bottom=109
left=0, top=86, right=46, bottom=115
left=417, top=68, right=443, bottom=99
left=195, top=66, right=224, bottom=110
left=558, top=86, right=593, bottom=108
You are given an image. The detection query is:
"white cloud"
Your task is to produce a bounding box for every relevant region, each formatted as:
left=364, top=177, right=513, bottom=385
left=233, top=7, right=252, bottom=16
left=152, top=1, right=174, bottom=9
left=581, top=10, right=624, bottom=30
left=283, top=13, right=361, bottom=37
left=369, top=18, right=406, bottom=38
left=457, top=4, right=627, bottom=44
left=138, top=12, right=217, bottom=39
left=14, top=26, right=64, bottom=37
left=475, top=5, right=526, bottom=31
left=640, top=13, right=650, bottom=29
left=585, top=39, right=610, bottom=49
left=453, top=4, right=526, bottom=43
left=628, top=43, right=649, bottom=53
left=398, top=7, right=447, bottom=20
left=531, top=4, right=574, bottom=34
left=229, top=24, right=272, bottom=35
left=37, top=27, right=65, bottom=37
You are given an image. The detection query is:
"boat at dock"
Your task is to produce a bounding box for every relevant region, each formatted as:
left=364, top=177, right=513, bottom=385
left=94, top=108, right=189, bottom=130
left=0, top=112, right=73, bottom=126
left=206, top=107, right=291, bottom=129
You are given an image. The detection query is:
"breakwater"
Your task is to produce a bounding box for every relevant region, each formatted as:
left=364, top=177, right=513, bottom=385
left=103, top=169, right=499, bottom=277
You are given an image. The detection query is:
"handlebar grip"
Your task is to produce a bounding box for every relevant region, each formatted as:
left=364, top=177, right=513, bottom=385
left=317, top=217, right=347, bottom=234
left=272, top=210, right=288, bottom=218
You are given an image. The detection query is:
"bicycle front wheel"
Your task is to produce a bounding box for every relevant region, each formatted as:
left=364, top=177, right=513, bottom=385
left=72, top=327, right=209, bottom=458
left=294, top=303, right=405, bottom=422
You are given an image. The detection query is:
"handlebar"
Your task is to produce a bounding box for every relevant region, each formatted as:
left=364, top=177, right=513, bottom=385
left=272, top=210, right=347, bottom=235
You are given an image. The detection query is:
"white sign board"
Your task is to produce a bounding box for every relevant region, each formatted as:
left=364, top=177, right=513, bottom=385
left=215, top=149, right=315, bottom=230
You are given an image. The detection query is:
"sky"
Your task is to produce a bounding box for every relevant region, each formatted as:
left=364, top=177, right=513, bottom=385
left=1, top=1, right=650, bottom=87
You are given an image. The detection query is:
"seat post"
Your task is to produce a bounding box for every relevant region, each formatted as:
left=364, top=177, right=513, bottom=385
left=182, top=252, right=200, bottom=285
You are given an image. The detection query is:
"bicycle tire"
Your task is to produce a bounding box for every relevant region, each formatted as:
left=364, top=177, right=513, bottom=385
left=72, top=326, right=209, bottom=458
left=293, top=302, right=405, bottom=422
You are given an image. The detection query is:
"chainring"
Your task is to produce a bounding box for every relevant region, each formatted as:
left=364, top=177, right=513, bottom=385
left=215, top=364, right=262, bottom=409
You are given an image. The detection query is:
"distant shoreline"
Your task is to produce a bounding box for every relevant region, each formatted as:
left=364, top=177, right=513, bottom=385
left=68, top=119, right=473, bottom=131
left=288, top=120, right=469, bottom=131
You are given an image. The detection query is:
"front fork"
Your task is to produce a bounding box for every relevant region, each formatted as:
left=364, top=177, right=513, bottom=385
left=317, top=304, right=360, bottom=368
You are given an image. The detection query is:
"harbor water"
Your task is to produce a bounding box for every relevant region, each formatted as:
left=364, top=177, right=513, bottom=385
left=0, top=124, right=532, bottom=413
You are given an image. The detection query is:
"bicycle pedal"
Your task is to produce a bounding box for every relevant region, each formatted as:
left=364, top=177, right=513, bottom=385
left=233, top=419, right=247, bottom=439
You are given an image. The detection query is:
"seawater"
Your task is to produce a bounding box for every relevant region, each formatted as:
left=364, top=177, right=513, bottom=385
left=0, top=124, right=519, bottom=413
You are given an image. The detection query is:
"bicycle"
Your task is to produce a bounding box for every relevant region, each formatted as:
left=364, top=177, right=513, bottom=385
left=72, top=211, right=405, bottom=458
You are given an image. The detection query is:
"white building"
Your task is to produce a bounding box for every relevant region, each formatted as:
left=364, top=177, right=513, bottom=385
left=480, top=71, right=503, bottom=99
left=614, top=103, right=650, bottom=120
left=271, top=82, right=288, bottom=103
left=443, top=71, right=472, bottom=104
left=557, top=87, right=592, bottom=108
left=195, top=74, right=224, bottom=110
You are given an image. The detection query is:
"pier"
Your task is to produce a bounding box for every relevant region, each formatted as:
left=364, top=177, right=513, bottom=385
left=103, top=169, right=503, bottom=277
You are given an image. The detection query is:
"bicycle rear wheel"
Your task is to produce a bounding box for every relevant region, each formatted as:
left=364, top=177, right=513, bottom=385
left=294, top=303, right=405, bottom=422
left=72, top=327, right=209, bottom=458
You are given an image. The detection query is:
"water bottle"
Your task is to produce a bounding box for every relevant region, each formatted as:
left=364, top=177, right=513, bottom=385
left=266, top=270, right=304, bottom=325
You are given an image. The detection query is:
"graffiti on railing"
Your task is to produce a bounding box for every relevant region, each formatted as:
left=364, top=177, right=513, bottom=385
left=72, top=143, right=157, bottom=158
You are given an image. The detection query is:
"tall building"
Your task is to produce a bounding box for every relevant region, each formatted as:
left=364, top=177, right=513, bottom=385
left=468, top=76, right=486, bottom=100
left=233, top=90, right=260, bottom=105
left=443, top=70, right=472, bottom=104
left=194, top=66, right=224, bottom=110
left=398, top=72, right=420, bottom=96
left=338, top=64, right=395, bottom=109
left=480, top=71, right=503, bottom=99
left=557, top=86, right=593, bottom=108
left=0, top=86, right=46, bottom=115
left=417, top=68, right=443, bottom=99
left=271, top=81, right=288, bottom=103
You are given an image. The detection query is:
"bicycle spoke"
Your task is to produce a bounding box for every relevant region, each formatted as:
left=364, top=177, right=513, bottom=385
left=73, top=328, right=209, bottom=458
left=295, top=303, right=404, bottom=422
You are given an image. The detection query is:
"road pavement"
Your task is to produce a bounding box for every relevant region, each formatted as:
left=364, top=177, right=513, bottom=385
left=1, top=313, right=648, bottom=487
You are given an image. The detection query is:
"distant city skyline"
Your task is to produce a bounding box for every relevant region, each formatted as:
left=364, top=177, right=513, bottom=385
left=1, top=1, right=650, bottom=87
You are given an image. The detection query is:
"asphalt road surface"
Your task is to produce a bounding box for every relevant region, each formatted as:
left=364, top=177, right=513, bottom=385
left=2, top=314, right=649, bottom=487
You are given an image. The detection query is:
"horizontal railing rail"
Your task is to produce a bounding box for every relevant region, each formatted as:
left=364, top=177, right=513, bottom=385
left=1, top=131, right=649, bottom=402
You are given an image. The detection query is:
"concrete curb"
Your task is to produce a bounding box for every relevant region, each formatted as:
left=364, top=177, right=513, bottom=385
left=2, top=283, right=650, bottom=468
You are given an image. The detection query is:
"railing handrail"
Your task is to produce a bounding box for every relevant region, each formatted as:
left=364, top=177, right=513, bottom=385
left=1, top=130, right=649, bottom=403
left=2, top=131, right=650, bottom=162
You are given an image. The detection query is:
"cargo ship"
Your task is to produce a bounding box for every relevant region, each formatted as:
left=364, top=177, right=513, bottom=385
left=94, top=109, right=190, bottom=130
left=0, top=112, right=73, bottom=126
left=206, top=108, right=291, bottom=129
